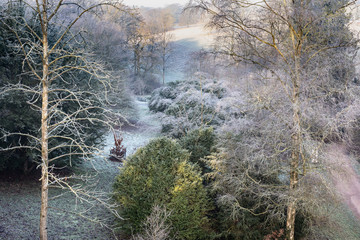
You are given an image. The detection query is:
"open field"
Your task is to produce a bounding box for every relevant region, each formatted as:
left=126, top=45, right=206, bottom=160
left=165, top=24, right=217, bottom=83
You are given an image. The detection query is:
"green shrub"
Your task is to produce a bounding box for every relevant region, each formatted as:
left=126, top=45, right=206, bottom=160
left=179, top=127, right=215, bottom=173
left=113, top=138, right=211, bottom=239
left=168, top=161, right=210, bottom=239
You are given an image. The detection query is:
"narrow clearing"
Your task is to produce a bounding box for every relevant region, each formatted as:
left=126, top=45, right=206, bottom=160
left=326, top=144, right=360, bottom=220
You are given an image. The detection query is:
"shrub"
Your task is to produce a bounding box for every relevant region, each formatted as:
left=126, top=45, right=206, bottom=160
left=148, top=74, right=244, bottom=138
left=131, top=75, right=161, bottom=95
left=113, top=138, right=211, bottom=239
left=179, top=127, right=216, bottom=174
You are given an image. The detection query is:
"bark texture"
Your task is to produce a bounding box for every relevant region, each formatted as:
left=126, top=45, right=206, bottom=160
left=40, top=2, right=49, bottom=239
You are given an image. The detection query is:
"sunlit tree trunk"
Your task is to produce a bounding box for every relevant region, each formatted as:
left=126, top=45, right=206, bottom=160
left=286, top=51, right=302, bottom=240
left=39, top=1, right=49, bottom=239
left=286, top=91, right=300, bottom=240
left=161, top=33, right=166, bottom=85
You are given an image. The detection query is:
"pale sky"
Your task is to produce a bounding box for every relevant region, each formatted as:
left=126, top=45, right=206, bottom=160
left=122, top=0, right=189, bottom=8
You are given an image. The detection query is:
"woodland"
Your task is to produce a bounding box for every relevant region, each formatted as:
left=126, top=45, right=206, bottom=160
left=1, top=0, right=360, bottom=240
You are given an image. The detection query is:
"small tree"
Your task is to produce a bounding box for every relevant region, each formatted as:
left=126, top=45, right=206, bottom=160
left=132, top=205, right=172, bottom=240
left=158, top=30, right=173, bottom=85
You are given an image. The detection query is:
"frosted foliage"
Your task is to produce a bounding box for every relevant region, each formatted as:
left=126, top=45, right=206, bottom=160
left=132, top=205, right=171, bottom=240
left=149, top=73, right=244, bottom=137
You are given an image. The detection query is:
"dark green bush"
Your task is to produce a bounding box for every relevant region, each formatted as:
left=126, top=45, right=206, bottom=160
left=179, top=127, right=216, bottom=174
left=113, top=137, right=211, bottom=239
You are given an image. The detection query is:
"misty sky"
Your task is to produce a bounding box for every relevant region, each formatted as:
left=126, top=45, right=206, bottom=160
left=122, top=0, right=189, bottom=8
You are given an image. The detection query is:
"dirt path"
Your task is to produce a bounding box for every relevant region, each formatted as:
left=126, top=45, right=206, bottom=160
left=326, top=144, right=360, bottom=220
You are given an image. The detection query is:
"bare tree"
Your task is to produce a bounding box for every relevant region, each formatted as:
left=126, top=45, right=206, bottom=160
left=158, top=28, right=173, bottom=85
left=0, top=1, right=128, bottom=239
left=143, top=8, right=175, bottom=84
left=190, top=0, right=359, bottom=239
left=132, top=205, right=172, bottom=240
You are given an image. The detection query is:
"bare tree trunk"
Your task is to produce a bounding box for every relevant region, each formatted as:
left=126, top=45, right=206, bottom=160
left=286, top=200, right=296, bottom=240
left=162, top=64, right=165, bottom=85
left=40, top=3, right=49, bottom=238
left=40, top=72, right=49, bottom=240
left=162, top=33, right=166, bottom=85
left=286, top=54, right=301, bottom=240
left=40, top=79, right=49, bottom=240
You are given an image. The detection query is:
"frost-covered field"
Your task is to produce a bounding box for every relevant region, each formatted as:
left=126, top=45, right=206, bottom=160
left=165, top=24, right=216, bottom=83
left=169, top=24, right=216, bottom=49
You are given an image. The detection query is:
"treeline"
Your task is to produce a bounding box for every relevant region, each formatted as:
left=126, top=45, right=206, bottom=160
left=86, top=3, right=203, bottom=94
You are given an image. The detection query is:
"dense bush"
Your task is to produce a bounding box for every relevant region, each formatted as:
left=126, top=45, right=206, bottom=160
left=179, top=127, right=216, bottom=174
left=131, top=75, right=161, bottom=95
left=149, top=73, right=244, bottom=138
left=113, top=138, right=211, bottom=239
left=205, top=146, right=286, bottom=240
left=203, top=124, right=315, bottom=239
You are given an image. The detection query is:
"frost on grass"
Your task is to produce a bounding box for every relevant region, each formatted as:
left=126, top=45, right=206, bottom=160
left=149, top=72, right=245, bottom=137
